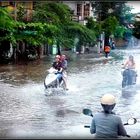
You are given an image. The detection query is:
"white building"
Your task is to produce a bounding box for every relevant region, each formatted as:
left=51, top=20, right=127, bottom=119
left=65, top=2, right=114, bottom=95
left=62, top=1, right=94, bottom=25
left=135, top=13, right=140, bottom=22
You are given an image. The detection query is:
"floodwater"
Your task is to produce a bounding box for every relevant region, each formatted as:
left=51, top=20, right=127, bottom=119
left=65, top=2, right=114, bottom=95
left=0, top=48, right=140, bottom=139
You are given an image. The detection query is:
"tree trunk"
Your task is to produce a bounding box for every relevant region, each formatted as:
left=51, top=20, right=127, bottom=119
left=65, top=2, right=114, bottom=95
left=11, top=47, right=16, bottom=64
left=104, top=35, right=110, bottom=46
left=57, top=41, right=61, bottom=55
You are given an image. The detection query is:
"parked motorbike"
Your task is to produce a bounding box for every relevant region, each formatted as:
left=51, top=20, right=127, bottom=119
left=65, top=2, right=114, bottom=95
left=121, top=68, right=137, bottom=88
left=44, top=67, right=66, bottom=90
left=83, top=108, right=137, bottom=138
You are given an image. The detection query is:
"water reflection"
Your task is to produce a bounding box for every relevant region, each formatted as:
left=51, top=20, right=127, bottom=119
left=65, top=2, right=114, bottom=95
left=0, top=49, right=140, bottom=138
left=121, top=87, right=137, bottom=99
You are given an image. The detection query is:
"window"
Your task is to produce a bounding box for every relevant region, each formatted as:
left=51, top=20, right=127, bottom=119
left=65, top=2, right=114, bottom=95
left=9, top=2, right=15, bottom=6
left=33, top=2, right=37, bottom=9
left=77, top=3, right=82, bottom=16
left=84, top=4, right=90, bottom=18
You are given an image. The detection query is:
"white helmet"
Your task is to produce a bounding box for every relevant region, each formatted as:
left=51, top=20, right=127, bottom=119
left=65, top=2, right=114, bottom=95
left=101, top=94, right=116, bottom=105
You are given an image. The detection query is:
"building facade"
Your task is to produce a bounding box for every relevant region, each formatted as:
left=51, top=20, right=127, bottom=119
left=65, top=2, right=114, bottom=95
left=0, top=1, right=93, bottom=24
left=0, top=1, right=33, bottom=21
left=62, top=1, right=93, bottom=25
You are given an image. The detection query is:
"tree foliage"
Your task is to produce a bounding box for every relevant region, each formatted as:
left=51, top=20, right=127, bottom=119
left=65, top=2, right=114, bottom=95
left=114, top=25, right=127, bottom=38
left=0, top=8, right=15, bottom=30
left=14, top=22, right=59, bottom=46
left=102, top=16, right=119, bottom=36
left=0, top=8, right=15, bottom=41
left=132, top=21, right=140, bottom=39
left=32, top=2, right=71, bottom=24
left=91, top=2, right=130, bottom=22
left=91, top=2, right=135, bottom=41
left=86, top=17, right=102, bottom=37
left=16, top=3, right=25, bottom=22
left=65, top=21, right=96, bottom=44
left=32, top=1, right=96, bottom=49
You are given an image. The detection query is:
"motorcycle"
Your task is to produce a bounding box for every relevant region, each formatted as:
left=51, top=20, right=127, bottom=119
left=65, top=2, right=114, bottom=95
left=44, top=67, right=66, bottom=90
left=82, top=108, right=137, bottom=138
left=121, top=68, right=137, bottom=88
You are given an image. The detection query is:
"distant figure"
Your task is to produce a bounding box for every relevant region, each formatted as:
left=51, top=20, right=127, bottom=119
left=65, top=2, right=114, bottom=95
left=111, top=41, right=116, bottom=50
left=104, top=45, right=111, bottom=58
left=122, top=55, right=137, bottom=86
left=122, top=55, right=135, bottom=69
left=61, top=54, right=68, bottom=90
left=85, top=46, right=90, bottom=54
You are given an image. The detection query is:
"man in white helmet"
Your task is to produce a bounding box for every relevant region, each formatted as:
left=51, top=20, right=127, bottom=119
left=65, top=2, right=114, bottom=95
left=90, top=94, right=127, bottom=138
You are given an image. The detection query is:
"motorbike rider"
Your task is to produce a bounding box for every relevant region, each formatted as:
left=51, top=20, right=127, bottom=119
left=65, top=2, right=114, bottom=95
left=122, top=55, right=137, bottom=84
left=90, top=94, right=127, bottom=138
left=52, top=55, right=63, bottom=81
left=61, top=54, right=68, bottom=90
left=123, top=55, right=135, bottom=69
left=104, top=45, right=111, bottom=58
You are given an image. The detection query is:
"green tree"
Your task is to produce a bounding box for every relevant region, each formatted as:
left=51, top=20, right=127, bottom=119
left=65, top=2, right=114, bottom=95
left=113, top=4, right=134, bottom=25
left=91, top=2, right=135, bottom=46
left=32, top=1, right=96, bottom=54
left=0, top=7, right=16, bottom=63
left=102, top=16, right=119, bottom=36
left=114, top=25, right=127, bottom=38
left=102, top=16, right=119, bottom=45
left=32, top=2, right=72, bottom=54
left=133, top=21, right=140, bottom=39
left=32, top=2, right=71, bottom=24
left=86, top=17, right=101, bottom=37
left=12, top=22, right=59, bottom=60
left=91, top=2, right=126, bottom=21
left=64, top=21, right=96, bottom=45
left=16, top=3, right=25, bottom=22
left=0, top=7, right=15, bottom=41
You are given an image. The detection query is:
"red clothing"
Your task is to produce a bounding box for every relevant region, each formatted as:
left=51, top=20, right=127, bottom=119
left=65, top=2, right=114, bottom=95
left=104, top=46, right=111, bottom=53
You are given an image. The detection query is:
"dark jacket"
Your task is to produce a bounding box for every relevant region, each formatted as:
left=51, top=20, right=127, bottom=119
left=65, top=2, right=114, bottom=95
left=52, top=61, right=62, bottom=71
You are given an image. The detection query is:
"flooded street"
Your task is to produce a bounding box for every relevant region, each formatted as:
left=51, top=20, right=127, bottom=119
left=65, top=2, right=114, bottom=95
left=0, top=48, right=140, bottom=139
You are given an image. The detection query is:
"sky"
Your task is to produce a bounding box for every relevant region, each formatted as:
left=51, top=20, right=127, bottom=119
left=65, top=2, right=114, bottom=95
left=126, top=1, right=140, bottom=13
